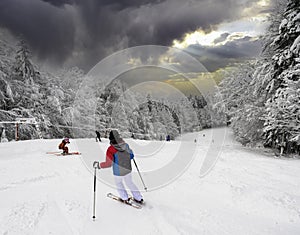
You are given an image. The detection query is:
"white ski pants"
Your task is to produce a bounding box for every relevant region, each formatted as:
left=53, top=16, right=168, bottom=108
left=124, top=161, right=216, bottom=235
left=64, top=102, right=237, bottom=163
left=114, top=173, right=143, bottom=201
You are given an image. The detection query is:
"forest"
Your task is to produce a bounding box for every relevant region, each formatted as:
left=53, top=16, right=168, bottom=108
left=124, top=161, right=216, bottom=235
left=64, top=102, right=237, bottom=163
left=0, top=0, right=299, bottom=155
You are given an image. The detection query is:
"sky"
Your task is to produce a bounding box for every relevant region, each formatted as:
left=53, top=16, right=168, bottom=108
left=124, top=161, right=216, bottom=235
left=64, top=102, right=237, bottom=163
left=0, top=0, right=271, bottom=72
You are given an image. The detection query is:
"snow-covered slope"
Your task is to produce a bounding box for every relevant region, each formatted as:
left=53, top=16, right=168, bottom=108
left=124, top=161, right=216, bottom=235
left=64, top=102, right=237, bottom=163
left=0, top=128, right=300, bottom=235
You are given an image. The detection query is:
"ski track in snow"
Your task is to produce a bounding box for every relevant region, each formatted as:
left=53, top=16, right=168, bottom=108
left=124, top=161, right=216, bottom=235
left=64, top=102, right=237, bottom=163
left=0, top=175, right=57, bottom=192
left=0, top=201, right=47, bottom=235
left=0, top=128, right=300, bottom=234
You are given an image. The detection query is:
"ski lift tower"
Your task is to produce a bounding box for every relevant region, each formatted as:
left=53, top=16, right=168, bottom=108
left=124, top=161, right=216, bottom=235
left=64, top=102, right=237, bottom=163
left=15, top=118, right=38, bottom=141
left=0, top=118, right=39, bottom=141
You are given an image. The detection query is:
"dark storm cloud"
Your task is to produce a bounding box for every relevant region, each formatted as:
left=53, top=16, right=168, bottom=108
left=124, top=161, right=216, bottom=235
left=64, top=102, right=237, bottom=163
left=124, top=0, right=244, bottom=46
left=0, top=0, right=75, bottom=64
left=0, top=0, right=262, bottom=70
left=210, top=36, right=262, bottom=58
left=41, top=0, right=74, bottom=7
left=185, top=36, right=262, bottom=71
left=42, top=0, right=164, bottom=9
left=213, top=33, right=230, bottom=44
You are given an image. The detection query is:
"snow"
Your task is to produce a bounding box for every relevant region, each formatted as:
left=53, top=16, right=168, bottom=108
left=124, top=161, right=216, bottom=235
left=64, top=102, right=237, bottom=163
left=279, top=18, right=288, bottom=33
left=0, top=128, right=300, bottom=235
left=291, top=35, right=300, bottom=54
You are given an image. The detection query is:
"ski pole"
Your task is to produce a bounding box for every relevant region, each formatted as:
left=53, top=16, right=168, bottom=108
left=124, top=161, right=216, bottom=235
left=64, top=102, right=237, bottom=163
left=92, top=167, right=97, bottom=220
left=133, top=159, right=147, bottom=191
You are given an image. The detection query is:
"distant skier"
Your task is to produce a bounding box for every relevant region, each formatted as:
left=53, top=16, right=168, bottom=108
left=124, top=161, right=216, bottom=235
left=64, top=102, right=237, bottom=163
left=58, top=138, right=70, bottom=155
left=93, top=130, right=143, bottom=204
left=95, top=130, right=101, bottom=142
left=166, top=134, right=171, bottom=141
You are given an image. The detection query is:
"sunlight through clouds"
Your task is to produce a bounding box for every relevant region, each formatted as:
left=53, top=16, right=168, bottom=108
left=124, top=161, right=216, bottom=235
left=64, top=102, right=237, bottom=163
left=173, top=30, right=223, bottom=48
left=173, top=0, right=270, bottom=49
left=173, top=16, right=268, bottom=49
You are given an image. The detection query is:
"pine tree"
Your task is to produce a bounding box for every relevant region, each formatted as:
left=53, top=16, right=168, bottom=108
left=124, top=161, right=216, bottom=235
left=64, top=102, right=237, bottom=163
left=12, top=40, right=36, bottom=83
left=217, top=62, right=264, bottom=145
left=95, top=97, right=110, bottom=133
left=219, top=0, right=300, bottom=150
left=9, top=40, right=42, bottom=110
left=261, top=0, right=300, bottom=152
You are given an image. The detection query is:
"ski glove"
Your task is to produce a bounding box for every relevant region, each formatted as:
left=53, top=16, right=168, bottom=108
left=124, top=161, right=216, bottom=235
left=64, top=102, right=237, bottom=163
left=93, top=161, right=101, bottom=169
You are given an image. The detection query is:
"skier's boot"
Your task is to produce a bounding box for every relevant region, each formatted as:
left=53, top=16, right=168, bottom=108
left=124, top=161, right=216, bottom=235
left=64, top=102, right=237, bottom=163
left=133, top=198, right=144, bottom=204
left=120, top=198, right=130, bottom=204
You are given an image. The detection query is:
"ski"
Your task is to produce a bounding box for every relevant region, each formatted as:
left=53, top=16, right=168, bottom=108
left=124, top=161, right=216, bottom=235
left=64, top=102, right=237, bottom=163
left=53, top=152, right=81, bottom=156
left=107, top=193, right=142, bottom=209
left=46, top=151, right=61, bottom=154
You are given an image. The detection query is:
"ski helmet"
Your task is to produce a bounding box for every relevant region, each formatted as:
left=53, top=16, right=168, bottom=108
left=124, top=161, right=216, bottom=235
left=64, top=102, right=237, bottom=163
left=64, top=137, right=70, bottom=143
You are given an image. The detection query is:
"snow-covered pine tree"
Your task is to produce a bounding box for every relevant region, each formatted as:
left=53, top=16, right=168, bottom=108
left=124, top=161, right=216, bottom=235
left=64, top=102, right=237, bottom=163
left=0, top=76, right=14, bottom=111
left=9, top=40, right=41, bottom=110
left=217, top=62, right=265, bottom=145
left=261, top=0, right=300, bottom=152
left=0, top=36, right=15, bottom=112
left=177, top=97, right=198, bottom=132
left=6, top=40, right=44, bottom=139
left=111, top=100, right=130, bottom=134
left=128, top=109, right=142, bottom=137
left=95, top=97, right=110, bottom=134
left=12, top=40, right=36, bottom=84
left=136, top=102, right=152, bottom=138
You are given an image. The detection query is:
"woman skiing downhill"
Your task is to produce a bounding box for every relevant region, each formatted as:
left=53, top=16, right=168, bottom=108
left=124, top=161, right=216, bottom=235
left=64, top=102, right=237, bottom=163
left=93, top=130, right=143, bottom=204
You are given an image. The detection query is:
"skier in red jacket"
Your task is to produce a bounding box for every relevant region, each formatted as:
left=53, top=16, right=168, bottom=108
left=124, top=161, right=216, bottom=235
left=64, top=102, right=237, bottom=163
left=58, top=138, right=70, bottom=154
left=93, top=130, right=143, bottom=204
